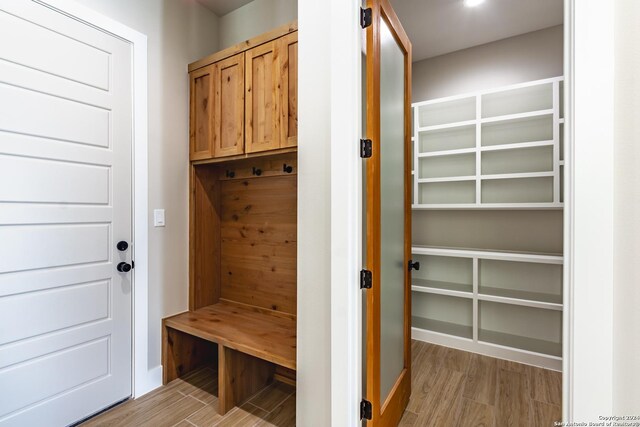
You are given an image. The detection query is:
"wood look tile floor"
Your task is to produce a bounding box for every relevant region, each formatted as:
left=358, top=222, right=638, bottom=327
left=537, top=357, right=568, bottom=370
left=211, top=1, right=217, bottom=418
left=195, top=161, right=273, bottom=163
left=80, top=367, right=296, bottom=427
left=400, top=341, right=562, bottom=427
left=82, top=341, right=560, bottom=427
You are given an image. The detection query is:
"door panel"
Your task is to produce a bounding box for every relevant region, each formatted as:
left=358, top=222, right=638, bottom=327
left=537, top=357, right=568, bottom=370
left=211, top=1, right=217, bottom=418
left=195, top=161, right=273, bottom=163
left=0, top=2, right=133, bottom=425
left=365, top=0, right=412, bottom=425
left=279, top=32, right=298, bottom=148
left=379, top=17, right=407, bottom=405
left=245, top=41, right=280, bottom=153
left=213, top=53, right=245, bottom=157
left=190, top=65, right=214, bottom=160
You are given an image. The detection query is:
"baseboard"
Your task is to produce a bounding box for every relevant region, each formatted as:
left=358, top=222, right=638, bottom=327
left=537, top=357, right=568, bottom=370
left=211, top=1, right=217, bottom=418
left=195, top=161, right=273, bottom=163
left=134, top=365, right=163, bottom=398
left=412, top=327, right=562, bottom=371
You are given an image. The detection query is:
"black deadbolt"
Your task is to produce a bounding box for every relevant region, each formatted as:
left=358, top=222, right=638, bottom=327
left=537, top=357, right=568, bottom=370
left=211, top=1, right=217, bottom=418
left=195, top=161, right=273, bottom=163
left=117, top=262, right=132, bottom=273
left=117, top=241, right=129, bottom=251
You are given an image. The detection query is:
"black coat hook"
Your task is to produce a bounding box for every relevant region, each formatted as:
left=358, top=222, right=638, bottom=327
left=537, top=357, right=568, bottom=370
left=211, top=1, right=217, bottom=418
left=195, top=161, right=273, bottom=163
left=226, top=170, right=235, bottom=178
left=283, top=164, right=293, bottom=173
left=252, top=167, right=262, bottom=176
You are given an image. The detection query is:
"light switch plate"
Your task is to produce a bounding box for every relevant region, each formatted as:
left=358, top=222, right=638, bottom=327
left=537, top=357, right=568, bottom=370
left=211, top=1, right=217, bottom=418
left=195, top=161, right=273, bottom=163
left=154, top=209, right=165, bottom=227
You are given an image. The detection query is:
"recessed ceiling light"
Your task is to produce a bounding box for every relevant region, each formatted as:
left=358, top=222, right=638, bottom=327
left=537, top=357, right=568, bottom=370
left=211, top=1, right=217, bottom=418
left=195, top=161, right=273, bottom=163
left=464, top=0, right=486, bottom=7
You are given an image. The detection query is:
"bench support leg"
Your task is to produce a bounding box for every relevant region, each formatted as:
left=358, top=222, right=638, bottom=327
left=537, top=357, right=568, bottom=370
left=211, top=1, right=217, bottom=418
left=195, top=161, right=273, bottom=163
left=218, top=345, right=275, bottom=415
left=162, top=323, right=217, bottom=384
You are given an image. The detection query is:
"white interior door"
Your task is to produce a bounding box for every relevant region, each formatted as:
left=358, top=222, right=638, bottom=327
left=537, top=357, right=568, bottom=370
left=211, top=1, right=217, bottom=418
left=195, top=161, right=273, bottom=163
left=0, top=1, right=133, bottom=425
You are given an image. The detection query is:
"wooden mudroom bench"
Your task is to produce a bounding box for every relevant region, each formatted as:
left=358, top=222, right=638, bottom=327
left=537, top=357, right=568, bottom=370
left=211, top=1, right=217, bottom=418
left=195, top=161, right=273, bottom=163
left=163, top=21, right=298, bottom=417
left=162, top=301, right=296, bottom=414
left=164, top=302, right=296, bottom=369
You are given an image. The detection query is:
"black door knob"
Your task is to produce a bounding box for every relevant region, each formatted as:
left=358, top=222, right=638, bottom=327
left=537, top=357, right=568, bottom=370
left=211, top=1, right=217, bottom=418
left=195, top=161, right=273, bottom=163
left=117, top=241, right=129, bottom=251
left=117, top=262, right=132, bottom=273
left=408, top=260, right=420, bottom=271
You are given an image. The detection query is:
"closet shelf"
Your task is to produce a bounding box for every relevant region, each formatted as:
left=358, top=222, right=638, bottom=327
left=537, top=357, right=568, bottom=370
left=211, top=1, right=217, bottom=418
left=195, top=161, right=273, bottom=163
left=411, top=203, right=563, bottom=210
left=417, top=171, right=554, bottom=185
left=412, top=316, right=473, bottom=340
left=478, top=329, right=562, bottom=358
left=480, top=140, right=554, bottom=152
left=412, top=278, right=473, bottom=298
left=417, top=140, right=554, bottom=158
left=417, top=120, right=476, bottom=133
left=418, top=147, right=476, bottom=158
left=417, top=175, right=475, bottom=184
left=412, top=245, right=563, bottom=264
left=415, top=109, right=554, bottom=134
left=478, top=287, right=562, bottom=310
left=480, top=171, right=554, bottom=181
left=480, top=109, right=553, bottom=124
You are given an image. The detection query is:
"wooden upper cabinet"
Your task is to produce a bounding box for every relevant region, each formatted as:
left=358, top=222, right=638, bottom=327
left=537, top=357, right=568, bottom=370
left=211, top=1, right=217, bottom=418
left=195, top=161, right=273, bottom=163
left=189, top=65, right=214, bottom=160
left=279, top=32, right=298, bottom=148
left=213, top=53, right=245, bottom=158
left=189, top=23, right=297, bottom=160
left=245, top=41, right=281, bottom=153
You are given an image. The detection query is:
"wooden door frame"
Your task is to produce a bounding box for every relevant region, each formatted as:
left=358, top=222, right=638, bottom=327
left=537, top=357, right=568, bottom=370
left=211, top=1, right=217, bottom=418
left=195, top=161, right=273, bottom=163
left=33, top=0, right=154, bottom=398
left=365, top=0, right=412, bottom=425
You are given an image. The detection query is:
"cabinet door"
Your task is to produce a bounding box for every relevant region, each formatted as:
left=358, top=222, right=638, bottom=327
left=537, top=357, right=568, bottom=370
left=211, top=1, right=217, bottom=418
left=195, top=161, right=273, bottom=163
left=245, top=41, right=281, bottom=153
left=279, top=32, right=298, bottom=148
left=213, top=53, right=245, bottom=158
left=189, top=65, right=214, bottom=160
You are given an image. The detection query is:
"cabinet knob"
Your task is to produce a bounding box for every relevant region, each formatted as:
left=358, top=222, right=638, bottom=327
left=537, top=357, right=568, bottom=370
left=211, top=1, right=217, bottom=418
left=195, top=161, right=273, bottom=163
left=408, top=260, right=420, bottom=271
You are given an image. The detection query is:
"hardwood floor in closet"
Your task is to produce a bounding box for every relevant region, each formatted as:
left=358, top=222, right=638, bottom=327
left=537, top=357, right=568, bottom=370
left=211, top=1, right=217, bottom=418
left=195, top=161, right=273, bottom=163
left=400, top=341, right=562, bottom=427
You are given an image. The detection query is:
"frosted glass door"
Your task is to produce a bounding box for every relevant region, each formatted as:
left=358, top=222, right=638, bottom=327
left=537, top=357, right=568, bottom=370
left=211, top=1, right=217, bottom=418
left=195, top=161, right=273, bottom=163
left=364, top=0, right=412, bottom=424
left=379, top=18, right=405, bottom=405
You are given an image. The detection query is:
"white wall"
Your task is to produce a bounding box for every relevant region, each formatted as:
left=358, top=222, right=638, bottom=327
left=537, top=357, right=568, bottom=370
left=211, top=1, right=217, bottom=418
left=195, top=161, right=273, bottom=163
left=80, top=0, right=220, bottom=370
left=218, top=0, right=297, bottom=49
left=613, top=0, right=640, bottom=414
left=412, top=25, right=563, bottom=101
left=297, top=0, right=331, bottom=423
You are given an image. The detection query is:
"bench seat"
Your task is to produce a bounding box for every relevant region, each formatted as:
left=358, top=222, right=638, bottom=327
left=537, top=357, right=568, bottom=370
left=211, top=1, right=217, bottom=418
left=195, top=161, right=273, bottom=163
left=164, top=301, right=296, bottom=370
left=162, top=301, right=296, bottom=415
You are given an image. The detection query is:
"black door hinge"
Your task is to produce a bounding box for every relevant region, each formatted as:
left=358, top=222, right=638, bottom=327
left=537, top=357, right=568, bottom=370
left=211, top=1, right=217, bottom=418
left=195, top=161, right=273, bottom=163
left=360, top=269, right=372, bottom=289
left=360, top=7, right=372, bottom=28
left=360, top=399, right=373, bottom=420
left=360, top=139, right=372, bottom=158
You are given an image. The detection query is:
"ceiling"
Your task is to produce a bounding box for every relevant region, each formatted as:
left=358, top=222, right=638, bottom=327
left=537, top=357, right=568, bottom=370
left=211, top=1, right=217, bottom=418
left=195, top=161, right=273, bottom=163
left=390, top=0, right=563, bottom=62
left=196, top=0, right=254, bottom=16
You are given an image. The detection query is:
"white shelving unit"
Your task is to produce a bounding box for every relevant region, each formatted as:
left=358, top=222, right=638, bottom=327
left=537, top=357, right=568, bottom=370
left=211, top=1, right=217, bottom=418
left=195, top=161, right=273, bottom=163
left=411, top=77, right=564, bottom=210
left=411, top=245, right=563, bottom=370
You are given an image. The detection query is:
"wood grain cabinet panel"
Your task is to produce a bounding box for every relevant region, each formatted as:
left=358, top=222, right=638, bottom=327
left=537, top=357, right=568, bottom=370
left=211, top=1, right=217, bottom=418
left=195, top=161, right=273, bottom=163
left=189, top=66, right=214, bottom=160
left=279, top=32, right=298, bottom=148
left=245, top=41, right=281, bottom=153
left=190, top=29, right=297, bottom=160
left=213, top=53, right=245, bottom=158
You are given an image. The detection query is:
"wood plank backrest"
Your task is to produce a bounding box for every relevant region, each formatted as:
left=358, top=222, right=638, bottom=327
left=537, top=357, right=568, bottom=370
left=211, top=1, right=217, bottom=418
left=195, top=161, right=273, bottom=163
left=219, top=174, right=297, bottom=316
left=190, top=165, right=221, bottom=310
